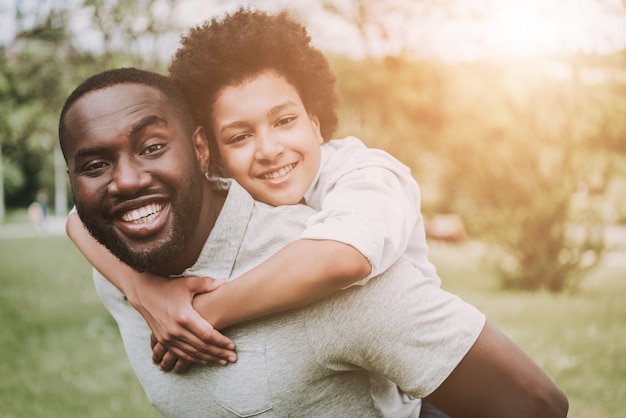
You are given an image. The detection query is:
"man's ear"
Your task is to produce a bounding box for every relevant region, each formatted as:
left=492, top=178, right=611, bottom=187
left=192, top=126, right=211, bottom=173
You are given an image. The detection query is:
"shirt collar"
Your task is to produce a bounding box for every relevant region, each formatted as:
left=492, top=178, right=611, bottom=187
left=303, top=143, right=328, bottom=206
left=181, top=179, right=254, bottom=279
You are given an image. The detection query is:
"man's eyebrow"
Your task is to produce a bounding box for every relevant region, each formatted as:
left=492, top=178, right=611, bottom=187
left=72, top=115, right=168, bottom=164
left=74, top=146, right=107, bottom=162
left=130, top=114, right=168, bottom=137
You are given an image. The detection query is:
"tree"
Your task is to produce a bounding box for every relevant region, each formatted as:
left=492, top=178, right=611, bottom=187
left=320, top=0, right=623, bottom=292
left=430, top=58, right=613, bottom=291
left=0, top=5, right=76, bottom=219
left=319, top=0, right=488, bottom=58
left=0, top=0, right=185, bottom=220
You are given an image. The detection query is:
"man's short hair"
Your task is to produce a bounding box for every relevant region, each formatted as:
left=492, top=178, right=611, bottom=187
left=58, top=67, right=194, bottom=160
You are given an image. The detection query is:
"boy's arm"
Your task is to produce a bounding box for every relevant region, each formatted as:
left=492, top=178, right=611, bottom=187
left=153, top=238, right=370, bottom=372
left=66, top=212, right=236, bottom=364
left=192, top=238, right=371, bottom=330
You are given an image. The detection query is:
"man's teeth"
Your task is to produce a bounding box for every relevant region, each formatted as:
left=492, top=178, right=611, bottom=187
left=121, top=203, right=163, bottom=223
left=263, top=163, right=296, bottom=180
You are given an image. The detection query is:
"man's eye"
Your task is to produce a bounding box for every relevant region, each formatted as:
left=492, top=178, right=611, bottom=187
left=142, top=143, right=165, bottom=155
left=81, top=161, right=108, bottom=174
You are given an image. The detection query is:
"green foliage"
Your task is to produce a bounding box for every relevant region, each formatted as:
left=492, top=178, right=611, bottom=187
left=435, top=59, right=612, bottom=291
left=1, top=155, right=26, bottom=197
left=0, top=0, right=181, bottom=212
left=331, top=55, right=625, bottom=292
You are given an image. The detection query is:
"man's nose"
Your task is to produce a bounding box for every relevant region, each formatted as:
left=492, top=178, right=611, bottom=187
left=255, top=132, right=283, bottom=162
left=108, top=157, right=150, bottom=195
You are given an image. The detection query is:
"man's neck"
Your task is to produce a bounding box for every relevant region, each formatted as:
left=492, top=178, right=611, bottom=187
left=153, top=188, right=226, bottom=277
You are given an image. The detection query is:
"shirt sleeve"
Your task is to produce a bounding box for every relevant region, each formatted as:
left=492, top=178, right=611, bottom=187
left=300, top=143, right=422, bottom=284
left=304, top=259, right=486, bottom=398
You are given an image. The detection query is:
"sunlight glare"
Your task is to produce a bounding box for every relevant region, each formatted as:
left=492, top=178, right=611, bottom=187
left=481, top=1, right=584, bottom=58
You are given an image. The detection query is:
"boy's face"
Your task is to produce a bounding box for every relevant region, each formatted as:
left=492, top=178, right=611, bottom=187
left=212, top=71, right=324, bottom=206
left=63, top=83, right=209, bottom=273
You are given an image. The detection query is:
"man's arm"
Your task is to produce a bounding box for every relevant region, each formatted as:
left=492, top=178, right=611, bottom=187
left=425, top=321, right=569, bottom=418
left=66, top=212, right=236, bottom=364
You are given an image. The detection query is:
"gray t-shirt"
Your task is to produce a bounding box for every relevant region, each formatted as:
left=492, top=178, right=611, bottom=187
left=93, top=180, right=485, bottom=417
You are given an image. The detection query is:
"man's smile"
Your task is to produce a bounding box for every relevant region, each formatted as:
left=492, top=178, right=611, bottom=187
left=121, top=202, right=164, bottom=223
left=115, top=202, right=169, bottom=238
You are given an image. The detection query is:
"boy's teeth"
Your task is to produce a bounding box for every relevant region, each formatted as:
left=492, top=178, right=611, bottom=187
left=121, top=203, right=163, bottom=223
left=264, top=163, right=295, bottom=179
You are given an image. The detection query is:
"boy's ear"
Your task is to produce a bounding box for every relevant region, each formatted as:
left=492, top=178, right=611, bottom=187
left=308, top=113, right=324, bottom=144
left=192, top=126, right=211, bottom=173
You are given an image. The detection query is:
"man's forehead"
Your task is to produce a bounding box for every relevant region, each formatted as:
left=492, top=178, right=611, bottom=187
left=71, top=83, right=166, bottom=117
left=63, top=83, right=180, bottom=161
left=65, top=84, right=173, bottom=135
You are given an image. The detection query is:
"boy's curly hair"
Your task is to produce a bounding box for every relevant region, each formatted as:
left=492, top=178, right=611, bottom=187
left=169, top=7, right=338, bottom=148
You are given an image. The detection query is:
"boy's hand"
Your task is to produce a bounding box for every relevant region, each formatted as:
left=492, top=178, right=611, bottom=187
left=130, top=275, right=237, bottom=364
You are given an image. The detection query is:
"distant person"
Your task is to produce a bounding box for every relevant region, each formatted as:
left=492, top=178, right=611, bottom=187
left=36, top=188, right=49, bottom=221
left=27, top=201, right=44, bottom=229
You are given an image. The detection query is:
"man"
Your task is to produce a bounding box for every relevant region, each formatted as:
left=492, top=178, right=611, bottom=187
left=59, top=68, right=568, bottom=417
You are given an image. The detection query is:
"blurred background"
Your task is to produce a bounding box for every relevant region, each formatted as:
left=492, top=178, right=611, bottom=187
left=1, top=0, right=625, bottom=417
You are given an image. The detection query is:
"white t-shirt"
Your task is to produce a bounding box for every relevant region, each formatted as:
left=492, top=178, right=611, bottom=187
left=302, top=136, right=437, bottom=284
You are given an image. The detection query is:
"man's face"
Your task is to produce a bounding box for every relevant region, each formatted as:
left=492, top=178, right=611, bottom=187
left=63, top=83, right=207, bottom=272
left=212, top=71, right=324, bottom=206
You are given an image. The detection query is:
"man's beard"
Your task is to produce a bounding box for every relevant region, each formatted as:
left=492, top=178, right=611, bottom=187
left=76, top=181, right=204, bottom=274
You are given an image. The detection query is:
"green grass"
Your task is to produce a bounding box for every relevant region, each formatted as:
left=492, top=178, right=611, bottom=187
left=0, top=230, right=161, bottom=418
left=0, top=224, right=624, bottom=417
left=430, top=242, right=626, bottom=418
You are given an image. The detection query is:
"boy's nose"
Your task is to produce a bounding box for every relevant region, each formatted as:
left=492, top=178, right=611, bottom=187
left=255, top=134, right=283, bottom=161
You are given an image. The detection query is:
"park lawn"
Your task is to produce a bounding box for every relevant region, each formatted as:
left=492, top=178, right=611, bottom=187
left=0, top=231, right=624, bottom=417
left=430, top=242, right=625, bottom=418
left=0, top=234, right=161, bottom=418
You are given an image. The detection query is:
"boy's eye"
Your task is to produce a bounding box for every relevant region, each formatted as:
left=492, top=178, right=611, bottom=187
left=276, top=116, right=296, bottom=127
left=229, top=133, right=252, bottom=144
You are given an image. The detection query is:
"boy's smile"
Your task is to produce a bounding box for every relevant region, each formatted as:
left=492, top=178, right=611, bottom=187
left=212, top=70, right=324, bottom=206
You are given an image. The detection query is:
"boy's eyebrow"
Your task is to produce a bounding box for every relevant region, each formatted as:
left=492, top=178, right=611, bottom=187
left=267, top=101, right=299, bottom=118
left=218, top=101, right=299, bottom=134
